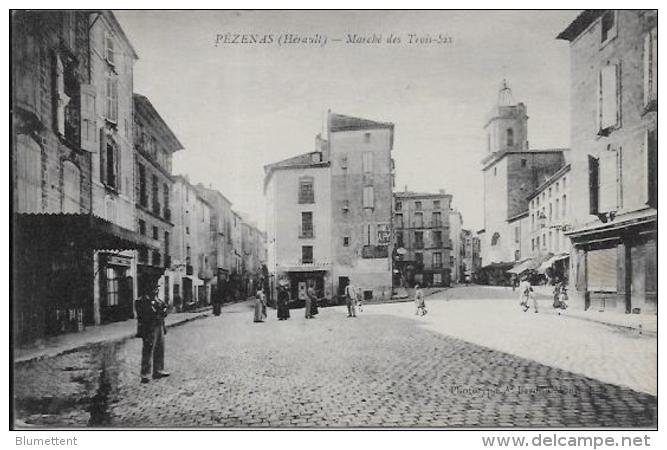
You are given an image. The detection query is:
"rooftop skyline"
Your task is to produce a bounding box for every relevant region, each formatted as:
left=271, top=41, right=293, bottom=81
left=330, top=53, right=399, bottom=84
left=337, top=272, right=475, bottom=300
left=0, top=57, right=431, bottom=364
left=115, top=10, right=579, bottom=231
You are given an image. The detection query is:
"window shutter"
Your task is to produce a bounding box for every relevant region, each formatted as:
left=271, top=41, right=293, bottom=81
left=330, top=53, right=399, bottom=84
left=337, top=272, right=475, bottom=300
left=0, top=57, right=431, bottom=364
left=100, top=129, right=107, bottom=184
left=601, top=64, right=618, bottom=129
left=588, top=155, right=599, bottom=215
left=643, top=33, right=651, bottom=106
left=54, top=55, right=66, bottom=135
left=596, top=71, right=602, bottom=133
left=80, top=84, right=97, bottom=152
left=599, top=149, right=618, bottom=212
left=651, top=29, right=657, bottom=102
left=646, top=128, right=657, bottom=208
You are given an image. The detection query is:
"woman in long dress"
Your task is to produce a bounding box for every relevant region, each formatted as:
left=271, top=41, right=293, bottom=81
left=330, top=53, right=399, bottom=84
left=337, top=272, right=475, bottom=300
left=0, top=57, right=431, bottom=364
left=253, top=288, right=266, bottom=322
left=276, top=285, right=290, bottom=320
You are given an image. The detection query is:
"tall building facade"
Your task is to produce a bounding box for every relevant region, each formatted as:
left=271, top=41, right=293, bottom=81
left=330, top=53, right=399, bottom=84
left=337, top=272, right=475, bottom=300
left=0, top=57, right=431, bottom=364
left=449, top=209, right=463, bottom=283
left=195, top=184, right=234, bottom=303
left=329, top=113, right=395, bottom=301
left=12, top=11, right=155, bottom=342
left=264, top=150, right=332, bottom=302
left=478, top=81, right=568, bottom=284
left=558, top=10, right=657, bottom=314
left=265, top=112, right=395, bottom=303
left=133, top=93, right=184, bottom=306
left=393, top=190, right=453, bottom=287
left=172, top=176, right=212, bottom=309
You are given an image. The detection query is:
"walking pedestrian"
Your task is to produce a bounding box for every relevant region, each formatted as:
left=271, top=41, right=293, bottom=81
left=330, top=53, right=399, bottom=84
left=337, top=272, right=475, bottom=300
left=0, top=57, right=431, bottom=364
left=276, top=281, right=291, bottom=320
left=135, top=277, right=170, bottom=384
left=414, top=284, right=427, bottom=316
left=356, top=286, right=364, bottom=312
left=254, top=288, right=266, bottom=322
left=519, top=273, right=538, bottom=313
left=344, top=282, right=356, bottom=318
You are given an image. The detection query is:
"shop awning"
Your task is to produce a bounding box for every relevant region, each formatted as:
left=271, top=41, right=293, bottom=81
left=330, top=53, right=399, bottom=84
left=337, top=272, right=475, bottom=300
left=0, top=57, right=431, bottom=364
left=480, top=261, right=515, bottom=272
left=15, top=213, right=160, bottom=251
left=277, top=263, right=330, bottom=273
left=508, top=253, right=554, bottom=275
left=537, top=253, right=570, bottom=273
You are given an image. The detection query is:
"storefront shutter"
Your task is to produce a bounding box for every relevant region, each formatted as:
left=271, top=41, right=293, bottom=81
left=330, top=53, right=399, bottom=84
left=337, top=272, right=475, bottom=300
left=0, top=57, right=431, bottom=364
left=587, top=247, right=617, bottom=292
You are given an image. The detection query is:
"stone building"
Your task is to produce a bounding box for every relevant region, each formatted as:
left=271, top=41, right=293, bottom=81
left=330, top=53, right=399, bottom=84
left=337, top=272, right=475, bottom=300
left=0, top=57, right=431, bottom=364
left=449, top=209, right=463, bottom=283
left=195, top=184, right=234, bottom=303
left=264, top=149, right=332, bottom=303
left=12, top=11, right=155, bottom=342
left=527, top=164, right=572, bottom=280
left=172, top=175, right=212, bottom=309
left=88, top=11, right=144, bottom=324
left=461, top=229, right=481, bottom=281
left=558, top=10, right=657, bottom=314
left=265, top=112, right=395, bottom=303
left=133, top=93, right=184, bottom=306
left=478, top=80, right=568, bottom=284
left=393, top=190, right=452, bottom=288
left=329, top=113, right=395, bottom=301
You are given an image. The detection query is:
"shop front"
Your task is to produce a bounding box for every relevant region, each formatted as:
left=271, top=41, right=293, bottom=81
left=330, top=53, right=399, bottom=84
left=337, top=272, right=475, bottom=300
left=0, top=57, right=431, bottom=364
left=567, top=210, right=657, bottom=314
left=13, top=213, right=159, bottom=344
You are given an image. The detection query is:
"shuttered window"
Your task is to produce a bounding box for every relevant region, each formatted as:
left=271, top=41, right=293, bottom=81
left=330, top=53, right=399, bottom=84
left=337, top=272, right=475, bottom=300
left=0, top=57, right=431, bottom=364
left=644, top=128, right=657, bottom=208
left=599, top=148, right=620, bottom=212
left=643, top=28, right=657, bottom=107
left=79, top=84, right=97, bottom=152
left=15, top=134, right=42, bottom=213
left=362, top=186, right=374, bottom=208
left=587, top=247, right=617, bottom=292
left=598, top=64, right=620, bottom=131
left=588, top=155, right=600, bottom=215
left=62, top=161, right=80, bottom=213
left=362, top=152, right=373, bottom=173
left=54, top=55, right=70, bottom=135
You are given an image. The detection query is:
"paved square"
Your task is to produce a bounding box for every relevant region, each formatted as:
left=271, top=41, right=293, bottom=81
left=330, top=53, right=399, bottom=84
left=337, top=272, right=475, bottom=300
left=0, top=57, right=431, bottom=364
left=14, top=288, right=657, bottom=428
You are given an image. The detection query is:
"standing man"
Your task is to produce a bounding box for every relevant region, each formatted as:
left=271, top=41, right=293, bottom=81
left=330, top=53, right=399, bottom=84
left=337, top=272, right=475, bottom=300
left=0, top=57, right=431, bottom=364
left=414, top=284, right=427, bottom=316
left=304, top=284, right=314, bottom=319
left=135, top=277, right=170, bottom=384
left=344, top=281, right=356, bottom=318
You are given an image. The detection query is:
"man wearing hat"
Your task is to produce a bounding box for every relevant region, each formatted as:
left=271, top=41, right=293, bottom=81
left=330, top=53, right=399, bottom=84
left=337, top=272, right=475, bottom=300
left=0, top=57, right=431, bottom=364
left=135, top=276, right=170, bottom=383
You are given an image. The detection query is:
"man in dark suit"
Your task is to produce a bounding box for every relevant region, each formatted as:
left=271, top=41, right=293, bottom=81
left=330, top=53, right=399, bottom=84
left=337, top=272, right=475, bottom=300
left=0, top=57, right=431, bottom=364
left=135, top=277, right=170, bottom=383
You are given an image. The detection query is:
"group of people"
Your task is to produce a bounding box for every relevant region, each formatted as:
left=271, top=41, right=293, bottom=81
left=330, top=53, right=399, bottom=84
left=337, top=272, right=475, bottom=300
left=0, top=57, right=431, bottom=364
left=254, top=280, right=321, bottom=322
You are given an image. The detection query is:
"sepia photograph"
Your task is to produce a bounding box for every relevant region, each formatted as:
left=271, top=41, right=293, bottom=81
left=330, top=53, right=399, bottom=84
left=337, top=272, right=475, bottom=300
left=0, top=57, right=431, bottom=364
left=9, top=9, right=657, bottom=431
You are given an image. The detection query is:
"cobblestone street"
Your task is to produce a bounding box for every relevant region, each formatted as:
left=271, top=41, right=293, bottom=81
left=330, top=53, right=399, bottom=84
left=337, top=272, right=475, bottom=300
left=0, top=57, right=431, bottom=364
left=14, top=289, right=657, bottom=428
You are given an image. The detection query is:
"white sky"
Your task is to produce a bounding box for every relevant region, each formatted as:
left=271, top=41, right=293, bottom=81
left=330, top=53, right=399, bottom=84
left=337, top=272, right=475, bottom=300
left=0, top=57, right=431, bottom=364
left=114, top=10, right=580, bottom=232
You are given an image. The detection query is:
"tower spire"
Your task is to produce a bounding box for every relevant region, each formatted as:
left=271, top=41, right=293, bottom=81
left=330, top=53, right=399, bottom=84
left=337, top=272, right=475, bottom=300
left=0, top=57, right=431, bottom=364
left=498, top=78, right=514, bottom=106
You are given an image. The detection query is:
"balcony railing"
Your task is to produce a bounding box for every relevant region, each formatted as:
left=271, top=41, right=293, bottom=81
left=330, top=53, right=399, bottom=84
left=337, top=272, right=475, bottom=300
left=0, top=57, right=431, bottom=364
left=362, top=245, right=388, bottom=259
left=152, top=202, right=161, bottom=216
left=164, top=208, right=171, bottom=222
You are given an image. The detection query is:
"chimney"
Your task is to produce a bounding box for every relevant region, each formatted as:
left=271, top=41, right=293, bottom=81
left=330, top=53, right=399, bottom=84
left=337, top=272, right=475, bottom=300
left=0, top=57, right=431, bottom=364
left=439, top=189, right=446, bottom=195
left=404, top=185, right=408, bottom=192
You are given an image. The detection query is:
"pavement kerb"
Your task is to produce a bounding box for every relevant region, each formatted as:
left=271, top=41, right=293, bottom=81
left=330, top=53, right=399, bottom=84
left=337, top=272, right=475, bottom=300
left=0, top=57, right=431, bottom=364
left=541, top=308, right=657, bottom=336
left=14, top=309, right=212, bottom=365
